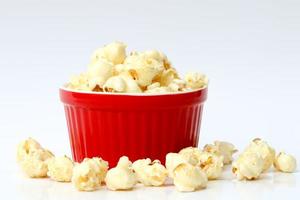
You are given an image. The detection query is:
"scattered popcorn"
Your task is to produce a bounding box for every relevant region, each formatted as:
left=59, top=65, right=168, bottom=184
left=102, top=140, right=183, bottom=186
left=20, top=148, right=54, bottom=178
left=91, top=41, right=127, bottom=65
left=178, top=147, right=202, bottom=166
left=173, top=163, right=207, bottom=192
left=232, top=151, right=264, bottom=180
left=72, top=157, right=109, bottom=191
left=17, top=136, right=297, bottom=193
left=66, top=42, right=208, bottom=93
left=203, top=141, right=237, bottom=165
left=185, top=72, right=208, bottom=89
left=132, top=158, right=167, bottom=186
left=17, top=138, right=54, bottom=178
left=17, top=137, right=42, bottom=162
left=47, top=156, right=74, bottom=182
left=244, top=138, right=275, bottom=172
left=178, top=147, right=224, bottom=180
left=198, top=152, right=224, bottom=180
left=274, top=152, right=297, bottom=173
left=165, top=153, right=188, bottom=178
left=105, top=156, right=137, bottom=191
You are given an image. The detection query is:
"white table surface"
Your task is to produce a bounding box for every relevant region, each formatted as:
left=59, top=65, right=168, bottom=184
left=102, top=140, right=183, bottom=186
left=1, top=0, right=300, bottom=199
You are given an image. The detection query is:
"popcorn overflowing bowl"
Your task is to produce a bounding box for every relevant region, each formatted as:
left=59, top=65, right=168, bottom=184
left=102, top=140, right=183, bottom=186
left=60, top=42, right=208, bottom=166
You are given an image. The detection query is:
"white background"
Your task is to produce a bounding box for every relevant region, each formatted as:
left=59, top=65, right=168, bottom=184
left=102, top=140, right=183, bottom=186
left=0, top=0, right=299, bottom=199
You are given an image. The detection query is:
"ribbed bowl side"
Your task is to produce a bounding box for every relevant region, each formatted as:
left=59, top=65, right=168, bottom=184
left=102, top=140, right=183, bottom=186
left=63, top=103, right=204, bottom=167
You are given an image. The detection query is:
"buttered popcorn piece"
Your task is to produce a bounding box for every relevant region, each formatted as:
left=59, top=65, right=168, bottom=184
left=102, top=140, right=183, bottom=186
left=168, top=79, right=186, bottom=92
left=120, top=73, right=142, bottom=93
left=157, top=68, right=179, bottom=86
left=165, top=153, right=188, bottom=178
left=178, top=147, right=202, bottom=166
left=146, top=82, right=161, bottom=90
left=232, top=151, right=264, bottom=180
left=17, top=137, right=42, bottom=162
left=203, top=141, right=237, bottom=165
left=91, top=41, right=126, bottom=65
left=87, top=59, right=114, bottom=88
left=72, top=157, right=109, bottom=191
left=20, top=149, right=54, bottom=178
left=173, top=163, right=208, bottom=192
left=68, top=73, right=90, bottom=91
left=179, top=147, right=224, bottom=180
left=244, top=138, right=275, bottom=172
left=47, top=156, right=74, bottom=182
left=124, top=53, right=164, bottom=87
left=17, top=138, right=54, bottom=178
left=197, top=152, right=224, bottom=180
left=274, top=152, right=297, bottom=173
left=185, top=72, right=208, bottom=89
left=103, top=75, right=126, bottom=92
left=144, top=86, right=171, bottom=94
left=105, top=156, right=137, bottom=191
left=140, top=50, right=171, bottom=69
left=132, top=159, right=167, bottom=186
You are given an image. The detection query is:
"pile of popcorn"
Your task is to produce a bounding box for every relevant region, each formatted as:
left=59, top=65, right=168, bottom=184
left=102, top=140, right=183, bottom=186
left=17, top=138, right=297, bottom=192
left=66, top=42, right=208, bottom=93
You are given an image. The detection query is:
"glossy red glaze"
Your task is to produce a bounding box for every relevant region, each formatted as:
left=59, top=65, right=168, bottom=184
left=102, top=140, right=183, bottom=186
left=60, top=88, right=207, bottom=166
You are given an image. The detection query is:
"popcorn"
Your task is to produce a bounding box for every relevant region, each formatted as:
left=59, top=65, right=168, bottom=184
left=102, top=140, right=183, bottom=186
left=66, top=42, right=208, bottom=93
left=168, top=79, right=186, bottom=92
left=105, top=156, right=137, bottom=190
left=91, top=41, right=126, bottom=65
left=185, top=72, right=208, bottom=89
left=47, top=156, right=74, bottom=182
left=146, top=82, right=161, bottom=90
left=120, top=73, right=143, bottom=93
left=197, top=152, right=224, bottom=180
left=72, top=157, right=109, bottom=191
left=157, top=68, right=179, bottom=86
left=17, top=137, right=42, bottom=162
left=132, top=159, right=167, bottom=186
left=178, top=147, right=223, bottom=180
left=87, top=59, right=114, bottom=87
left=103, top=75, right=126, bottom=92
left=203, top=141, right=237, bottom=165
left=244, top=138, right=275, bottom=172
left=144, top=86, right=171, bottom=94
left=165, top=153, right=188, bottom=178
left=140, top=50, right=171, bottom=70
left=232, top=151, right=264, bottom=180
left=68, top=73, right=90, bottom=91
left=20, top=148, right=54, bottom=178
left=17, top=138, right=54, bottom=178
left=124, top=53, right=164, bottom=87
left=178, top=147, right=202, bottom=166
left=16, top=136, right=297, bottom=193
left=173, top=163, right=207, bottom=192
left=274, top=152, right=297, bottom=173
left=113, top=64, right=126, bottom=75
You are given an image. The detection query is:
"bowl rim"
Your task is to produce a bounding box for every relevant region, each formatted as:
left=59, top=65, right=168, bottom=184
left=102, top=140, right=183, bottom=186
left=59, top=85, right=208, bottom=97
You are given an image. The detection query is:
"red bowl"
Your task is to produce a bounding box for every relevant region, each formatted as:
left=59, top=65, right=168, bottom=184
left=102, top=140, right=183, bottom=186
left=60, top=87, right=208, bottom=166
